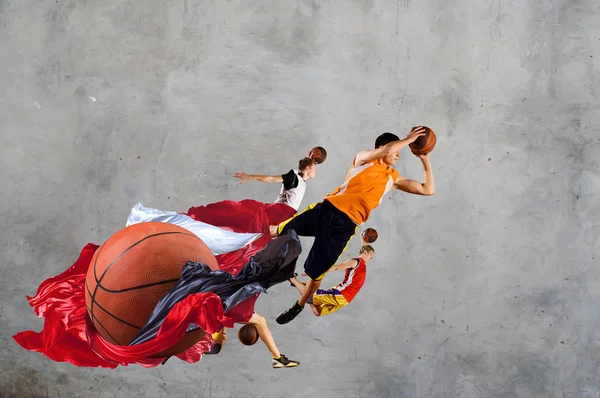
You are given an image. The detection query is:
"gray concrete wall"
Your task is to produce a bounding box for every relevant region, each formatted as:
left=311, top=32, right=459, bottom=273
left=1, top=0, right=599, bottom=397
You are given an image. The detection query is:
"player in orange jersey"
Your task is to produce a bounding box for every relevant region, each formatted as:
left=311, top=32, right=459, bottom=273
left=271, top=127, right=435, bottom=324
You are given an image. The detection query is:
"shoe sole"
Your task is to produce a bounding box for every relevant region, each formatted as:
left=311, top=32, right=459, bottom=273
left=273, top=363, right=300, bottom=368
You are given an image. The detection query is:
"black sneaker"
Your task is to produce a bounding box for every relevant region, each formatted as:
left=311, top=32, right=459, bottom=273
left=276, top=301, right=304, bottom=324
left=289, top=273, right=298, bottom=286
left=272, top=354, right=300, bottom=368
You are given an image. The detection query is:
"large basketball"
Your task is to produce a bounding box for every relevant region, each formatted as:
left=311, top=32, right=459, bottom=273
left=408, top=126, right=436, bottom=155
left=84, top=222, right=219, bottom=347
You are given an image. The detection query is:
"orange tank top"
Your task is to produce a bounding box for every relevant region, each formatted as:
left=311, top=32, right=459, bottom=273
left=324, top=157, right=399, bottom=225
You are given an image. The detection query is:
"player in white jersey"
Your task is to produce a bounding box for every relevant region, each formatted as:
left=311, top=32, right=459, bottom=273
left=232, top=157, right=317, bottom=212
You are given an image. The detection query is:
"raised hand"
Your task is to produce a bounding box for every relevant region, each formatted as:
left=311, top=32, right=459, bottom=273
left=417, top=152, right=430, bottom=161
left=405, top=126, right=427, bottom=143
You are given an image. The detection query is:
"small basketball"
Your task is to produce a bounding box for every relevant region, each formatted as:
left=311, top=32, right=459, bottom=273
left=361, top=228, right=378, bottom=243
left=84, top=222, right=219, bottom=347
left=238, top=324, right=259, bottom=346
left=408, top=126, right=436, bottom=155
left=308, top=146, right=327, bottom=164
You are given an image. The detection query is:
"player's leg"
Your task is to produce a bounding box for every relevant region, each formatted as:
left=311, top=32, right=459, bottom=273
left=289, top=275, right=306, bottom=293
left=275, top=244, right=324, bottom=324
left=270, top=202, right=321, bottom=238
left=298, top=220, right=357, bottom=307
left=290, top=277, right=320, bottom=316
left=276, top=223, right=356, bottom=324
left=297, top=277, right=322, bottom=307
left=245, top=313, right=280, bottom=358
left=245, top=313, right=300, bottom=368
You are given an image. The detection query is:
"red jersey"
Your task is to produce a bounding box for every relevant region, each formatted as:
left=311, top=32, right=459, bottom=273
left=335, top=258, right=367, bottom=302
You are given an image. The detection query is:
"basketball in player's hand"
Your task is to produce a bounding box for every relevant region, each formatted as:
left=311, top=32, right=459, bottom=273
left=408, top=126, right=436, bottom=156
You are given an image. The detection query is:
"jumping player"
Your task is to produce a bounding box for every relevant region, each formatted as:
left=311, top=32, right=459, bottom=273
left=232, top=157, right=317, bottom=212
left=271, top=127, right=435, bottom=324
left=289, top=244, right=374, bottom=317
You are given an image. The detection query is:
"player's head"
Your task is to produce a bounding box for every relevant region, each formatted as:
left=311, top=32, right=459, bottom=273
left=298, top=157, right=317, bottom=180
left=375, top=132, right=401, bottom=165
left=358, top=245, right=374, bottom=262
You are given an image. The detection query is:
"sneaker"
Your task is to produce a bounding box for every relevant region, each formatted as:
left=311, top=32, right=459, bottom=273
left=276, top=301, right=304, bottom=324
left=289, top=273, right=298, bottom=286
left=272, top=354, right=300, bottom=368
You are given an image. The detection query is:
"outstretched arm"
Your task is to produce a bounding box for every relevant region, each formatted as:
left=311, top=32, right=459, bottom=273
left=354, top=127, right=426, bottom=166
left=394, top=153, right=435, bottom=196
left=233, top=171, right=283, bottom=184
left=302, top=259, right=358, bottom=277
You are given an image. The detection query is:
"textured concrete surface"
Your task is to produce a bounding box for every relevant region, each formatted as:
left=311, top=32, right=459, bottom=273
left=1, top=0, right=600, bottom=397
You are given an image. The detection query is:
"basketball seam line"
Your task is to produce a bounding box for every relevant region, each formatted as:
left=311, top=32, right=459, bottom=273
left=85, top=282, right=144, bottom=330
left=85, top=305, right=121, bottom=345
left=94, top=278, right=182, bottom=294
left=89, top=242, right=106, bottom=318
left=94, top=230, right=196, bottom=286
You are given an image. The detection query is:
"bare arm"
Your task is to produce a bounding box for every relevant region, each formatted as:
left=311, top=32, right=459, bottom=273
left=354, top=127, right=427, bottom=166
left=327, top=259, right=359, bottom=273
left=394, top=153, right=435, bottom=196
left=233, top=171, right=283, bottom=184
left=301, top=259, right=358, bottom=277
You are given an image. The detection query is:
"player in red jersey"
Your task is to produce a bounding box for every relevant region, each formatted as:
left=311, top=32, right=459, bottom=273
left=289, top=243, right=374, bottom=317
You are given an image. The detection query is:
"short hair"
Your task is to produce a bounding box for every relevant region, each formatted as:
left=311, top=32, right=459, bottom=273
left=359, top=244, right=374, bottom=254
left=374, top=132, right=400, bottom=149
left=298, top=157, right=316, bottom=170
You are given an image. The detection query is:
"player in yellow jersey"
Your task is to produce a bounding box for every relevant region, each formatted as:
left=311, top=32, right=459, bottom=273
left=271, top=127, right=435, bottom=324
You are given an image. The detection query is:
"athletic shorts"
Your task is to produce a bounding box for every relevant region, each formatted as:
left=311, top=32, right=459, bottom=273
left=276, top=200, right=357, bottom=281
left=307, top=288, right=349, bottom=316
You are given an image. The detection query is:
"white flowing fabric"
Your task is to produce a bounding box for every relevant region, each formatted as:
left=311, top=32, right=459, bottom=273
left=125, top=202, right=262, bottom=255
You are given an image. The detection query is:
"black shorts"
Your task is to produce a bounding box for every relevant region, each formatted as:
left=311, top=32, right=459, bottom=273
left=276, top=200, right=358, bottom=281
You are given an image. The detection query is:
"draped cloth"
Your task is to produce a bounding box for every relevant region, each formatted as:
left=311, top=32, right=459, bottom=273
left=185, top=199, right=297, bottom=276
left=13, top=199, right=299, bottom=368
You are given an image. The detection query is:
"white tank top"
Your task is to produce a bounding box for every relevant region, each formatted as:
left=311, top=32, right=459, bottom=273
left=274, top=169, right=307, bottom=211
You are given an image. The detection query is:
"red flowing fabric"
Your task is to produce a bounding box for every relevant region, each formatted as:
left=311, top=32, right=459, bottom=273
left=12, top=199, right=293, bottom=368
left=84, top=291, right=255, bottom=368
left=186, top=199, right=296, bottom=277
left=12, top=243, right=256, bottom=368
left=12, top=244, right=113, bottom=367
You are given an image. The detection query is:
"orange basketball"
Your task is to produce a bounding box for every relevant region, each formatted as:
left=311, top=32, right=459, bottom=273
left=308, top=146, right=327, bottom=164
left=84, top=222, right=219, bottom=347
left=408, top=126, right=436, bottom=155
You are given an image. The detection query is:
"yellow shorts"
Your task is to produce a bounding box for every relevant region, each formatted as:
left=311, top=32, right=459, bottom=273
left=309, top=288, right=349, bottom=316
